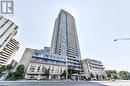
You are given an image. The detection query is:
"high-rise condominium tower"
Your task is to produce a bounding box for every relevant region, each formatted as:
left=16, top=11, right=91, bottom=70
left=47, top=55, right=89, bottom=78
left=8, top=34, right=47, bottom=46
left=51, top=9, right=82, bottom=70
left=0, top=16, right=19, bottom=66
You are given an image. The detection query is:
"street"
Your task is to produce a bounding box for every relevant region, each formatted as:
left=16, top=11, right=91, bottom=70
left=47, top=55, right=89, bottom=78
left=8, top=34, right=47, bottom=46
left=0, top=80, right=106, bottom=86
left=0, top=80, right=130, bottom=86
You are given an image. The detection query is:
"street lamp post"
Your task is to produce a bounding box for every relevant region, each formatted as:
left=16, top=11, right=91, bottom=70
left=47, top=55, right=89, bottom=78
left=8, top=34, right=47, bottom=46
left=114, top=38, right=130, bottom=41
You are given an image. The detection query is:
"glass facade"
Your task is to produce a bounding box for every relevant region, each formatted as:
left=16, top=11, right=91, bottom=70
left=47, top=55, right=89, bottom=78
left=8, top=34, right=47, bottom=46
left=25, top=49, right=66, bottom=80
left=51, top=9, right=82, bottom=71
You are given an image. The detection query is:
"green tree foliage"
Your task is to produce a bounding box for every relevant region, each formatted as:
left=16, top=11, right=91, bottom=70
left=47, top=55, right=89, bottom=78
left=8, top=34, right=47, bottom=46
left=6, top=64, right=14, bottom=71
left=15, top=65, right=25, bottom=77
left=119, top=71, right=130, bottom=80
left=0, top=65, right=6, bottom=76
left=106, top=70, right=118, bottom=80
left=0, top=65, right=6, bottom=73
left=0, top=65, right=13, bottom=77
left=0, top=65, right=13, bottom=73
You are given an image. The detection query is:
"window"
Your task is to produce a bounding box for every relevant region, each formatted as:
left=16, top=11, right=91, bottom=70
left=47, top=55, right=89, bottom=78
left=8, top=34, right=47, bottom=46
left=32, top=58, right=36, bottom=62
left=52, top=67, right=54, bottom=73
left=42, top=66, right=45, bottom=72
left=37, top=66, right=40, bottom=72
left=29, top=65, right=36, bottom=72
left=45, top=54, right=49, bottom=58
left=60, top=67, right=62, bottom=73
left=35, top=52, right=39, bottom=56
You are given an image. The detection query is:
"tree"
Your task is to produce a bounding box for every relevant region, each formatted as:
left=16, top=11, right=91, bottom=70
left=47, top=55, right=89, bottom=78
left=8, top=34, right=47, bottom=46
left=6, top=64, right=13, bottom=72
left=119, top=71, right=130, bottom=80
left=106, top=70, right=111, bottom=79
left=0, top=65, right=6, bottom=73
left=0, top=65, right=6, bottom=76
left=0, top=65, right=13, bottom=73
left=15, top=65, right=25, bottom=77
left=111, top=73, right=118, bottom=79
left=106, top=70, right=118, bottom=80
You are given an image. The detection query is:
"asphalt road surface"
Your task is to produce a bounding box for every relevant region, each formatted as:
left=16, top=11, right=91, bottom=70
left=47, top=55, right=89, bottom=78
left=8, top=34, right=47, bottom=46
left=0, top=81, right=106, bottom=86
left=0, top=80, right=130, bottom=86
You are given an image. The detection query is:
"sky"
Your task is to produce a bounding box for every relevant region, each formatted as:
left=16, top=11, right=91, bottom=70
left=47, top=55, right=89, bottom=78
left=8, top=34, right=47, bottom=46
left=5, top=0, right=130, bottom=71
